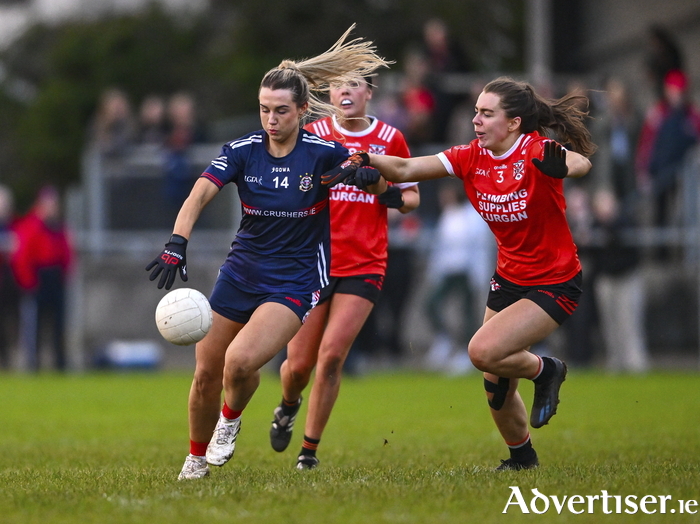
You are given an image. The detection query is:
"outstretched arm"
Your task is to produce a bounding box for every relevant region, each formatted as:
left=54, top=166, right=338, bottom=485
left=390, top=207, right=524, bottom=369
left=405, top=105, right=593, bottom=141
left=565, top=151, right=592, bottom=179
left=368, top=154, right=449, bottom=183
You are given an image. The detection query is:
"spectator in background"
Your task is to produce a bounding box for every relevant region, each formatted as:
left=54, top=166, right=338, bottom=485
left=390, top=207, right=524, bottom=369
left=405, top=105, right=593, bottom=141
left=636, top=70, right=700, bottom=233
left=10, top=185, right=73, bottom=372
left=91, top=87, right=135, bottom=158
left=562, top=186, right=598, bottom=368
left=589, top=189, right=649, bottom=373
left=565, top=78, right=642, bottom=370
left=421, top=17, right=472, bottom=144
left=163, top=92, right=207, bottom=212
left=0, top=185, right=19, bottom=369
left=446, top=79, right=484, bottom=146
left=644, top=24, right=684, bottom=102
left=592, top=78, right=643, bottom=210
left=399, top=47, right=436, bottom=148
left=423, top=180, right=494, bottom=374
left=136, top=94, right=168, bottom=146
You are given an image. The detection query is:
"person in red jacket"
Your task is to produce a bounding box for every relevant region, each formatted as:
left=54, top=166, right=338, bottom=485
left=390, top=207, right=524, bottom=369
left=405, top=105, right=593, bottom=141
left=635, top=69, right=700, bottom=232
left=11, top=185, right=73, bottom=371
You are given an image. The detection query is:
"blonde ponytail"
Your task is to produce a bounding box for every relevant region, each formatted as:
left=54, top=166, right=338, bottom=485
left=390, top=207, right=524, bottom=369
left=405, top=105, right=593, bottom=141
left=260, top=24, right=393, bottom=122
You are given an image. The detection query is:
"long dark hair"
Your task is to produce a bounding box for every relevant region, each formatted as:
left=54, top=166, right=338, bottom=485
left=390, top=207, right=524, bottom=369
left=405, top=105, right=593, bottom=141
left=484, top=77, right=597, bottom=157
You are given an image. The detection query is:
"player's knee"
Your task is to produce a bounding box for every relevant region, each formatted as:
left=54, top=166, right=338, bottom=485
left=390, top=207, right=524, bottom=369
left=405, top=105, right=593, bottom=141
left=285, top=357, right=315, bottom=384
left=317, top=351, right=345, bottom=379
left=192, top=367, right=223, bottom=398
left=467, top=339, right=494, bottom=371
left=223, top=357, right=255, bottom=384
left=317, top=343, right=349, bottom=375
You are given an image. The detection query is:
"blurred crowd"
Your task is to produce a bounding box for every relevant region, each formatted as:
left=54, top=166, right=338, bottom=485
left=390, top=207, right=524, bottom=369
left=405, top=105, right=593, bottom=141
left=1, top=21, right=699, bottom=374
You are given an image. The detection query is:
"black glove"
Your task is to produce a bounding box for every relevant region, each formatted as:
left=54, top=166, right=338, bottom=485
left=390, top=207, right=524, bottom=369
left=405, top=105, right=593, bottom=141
left=531, top=140, right=568, bottom=179
left=145, top=234, right=188, bottom=290
left=321, top=151, right=370, bottom=187
left=378, top=185, right=404, bottom=209
left=347, top=167, right=381, bottom=189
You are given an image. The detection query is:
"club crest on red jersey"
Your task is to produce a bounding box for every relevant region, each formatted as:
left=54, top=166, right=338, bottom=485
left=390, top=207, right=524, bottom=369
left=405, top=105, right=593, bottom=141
left=513, top=160, right=525, bottom=180
left=368, top=144, right=386, bottom=155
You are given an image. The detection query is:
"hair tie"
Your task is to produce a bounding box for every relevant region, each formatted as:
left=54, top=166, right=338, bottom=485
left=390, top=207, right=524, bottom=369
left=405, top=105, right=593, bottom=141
left=279, top=60, right=299, bottom=71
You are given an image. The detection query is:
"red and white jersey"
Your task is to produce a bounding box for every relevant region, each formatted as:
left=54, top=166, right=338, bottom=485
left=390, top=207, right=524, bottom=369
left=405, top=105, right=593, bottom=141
left=305, top=115, right=414, bottom=277
left=437, top=132, right=581, bottom=286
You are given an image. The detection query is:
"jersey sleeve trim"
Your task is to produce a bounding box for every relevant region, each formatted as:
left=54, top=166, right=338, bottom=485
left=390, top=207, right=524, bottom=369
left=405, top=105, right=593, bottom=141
left=200, top=172, right=225, bottom=189
left=436, top=152, right=456, bottom=176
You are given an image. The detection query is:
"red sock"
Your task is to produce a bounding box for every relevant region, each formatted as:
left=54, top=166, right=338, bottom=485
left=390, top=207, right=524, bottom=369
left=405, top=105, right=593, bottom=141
left=222, top=401, right=242, bottom=421
left=190, top=440, right=209, bottom=457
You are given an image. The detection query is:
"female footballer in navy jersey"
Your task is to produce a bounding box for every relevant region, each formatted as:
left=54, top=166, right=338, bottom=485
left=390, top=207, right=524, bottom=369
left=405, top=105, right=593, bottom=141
left=146, top=26, right=391, bottom=480
left=323, top=76, right=596, bottom=470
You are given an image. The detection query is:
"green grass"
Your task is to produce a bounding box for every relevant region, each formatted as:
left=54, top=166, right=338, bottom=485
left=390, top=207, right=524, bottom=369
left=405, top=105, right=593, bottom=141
left=1, top=370, right=699, bottom=523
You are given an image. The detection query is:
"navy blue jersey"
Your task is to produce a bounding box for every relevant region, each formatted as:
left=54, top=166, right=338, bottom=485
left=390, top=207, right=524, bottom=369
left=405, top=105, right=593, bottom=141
left=201, top=129, right=349, bottom=293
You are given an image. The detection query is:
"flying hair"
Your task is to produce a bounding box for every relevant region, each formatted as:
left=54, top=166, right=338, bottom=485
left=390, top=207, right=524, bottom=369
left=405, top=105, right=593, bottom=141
left=260, top=24, right=393, bottom=122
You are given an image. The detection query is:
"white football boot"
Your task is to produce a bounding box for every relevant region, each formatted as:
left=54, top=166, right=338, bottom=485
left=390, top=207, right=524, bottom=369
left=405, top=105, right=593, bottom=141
left=206, top=416, right=241, bottom=466
left=178, top=454, right=210, bottom=480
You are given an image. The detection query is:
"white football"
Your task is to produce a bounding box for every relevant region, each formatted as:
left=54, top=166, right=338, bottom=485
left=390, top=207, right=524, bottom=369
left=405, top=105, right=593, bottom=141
left=155, top=288, right=213, bottom=346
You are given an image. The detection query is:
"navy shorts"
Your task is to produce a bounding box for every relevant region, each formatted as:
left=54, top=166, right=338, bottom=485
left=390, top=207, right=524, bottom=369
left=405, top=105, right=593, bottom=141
left=318, top=274, right=384, bottom=305
left=209, top=271, right=319, bottom=324
left=486, top=271, right=583, bottom=325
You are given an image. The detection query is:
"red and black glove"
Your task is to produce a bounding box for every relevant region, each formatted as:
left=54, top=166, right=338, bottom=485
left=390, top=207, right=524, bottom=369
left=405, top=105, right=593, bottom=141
left=532, top=140, right=568, bottom=179
left=321, top=151, right=370, bottom=187
left=145, top=234, right=188, bottom=290
left=378, top=186, right=404, bottom=209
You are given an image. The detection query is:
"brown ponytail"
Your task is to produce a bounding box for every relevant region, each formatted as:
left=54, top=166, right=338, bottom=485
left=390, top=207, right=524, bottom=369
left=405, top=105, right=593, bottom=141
left=484, top=77, right=597, bottom=157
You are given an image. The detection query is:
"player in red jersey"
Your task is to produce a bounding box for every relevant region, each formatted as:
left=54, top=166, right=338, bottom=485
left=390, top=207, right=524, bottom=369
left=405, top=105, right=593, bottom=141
left=269, top=76, right=420, bottom=469
left=323, top=76, right=596, bottom=470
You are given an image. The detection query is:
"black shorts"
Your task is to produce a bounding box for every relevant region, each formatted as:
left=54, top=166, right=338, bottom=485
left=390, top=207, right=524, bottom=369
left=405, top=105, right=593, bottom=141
left=486, top=271, right=583, bottom=325
left=319, top=274, right=384, bottom=305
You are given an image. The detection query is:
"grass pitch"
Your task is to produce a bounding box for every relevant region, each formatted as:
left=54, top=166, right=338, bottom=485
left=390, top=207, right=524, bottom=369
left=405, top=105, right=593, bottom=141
left=1, top=369, right=699, bottom=523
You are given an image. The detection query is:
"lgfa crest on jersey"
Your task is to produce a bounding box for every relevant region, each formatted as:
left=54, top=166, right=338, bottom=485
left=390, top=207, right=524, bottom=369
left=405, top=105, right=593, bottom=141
left=299, top=173, right=313, bottom=192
